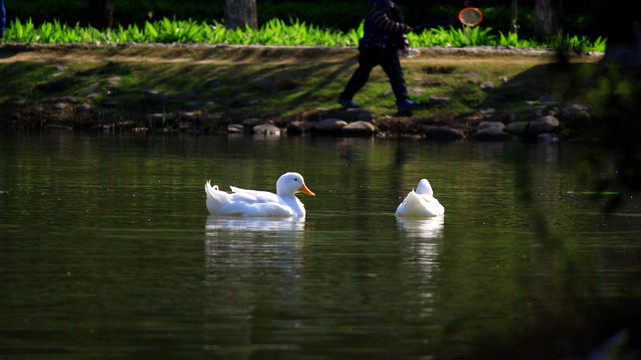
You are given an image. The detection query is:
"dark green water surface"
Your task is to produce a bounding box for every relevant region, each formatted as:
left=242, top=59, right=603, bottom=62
left=1, top=133, right=640, bottom=359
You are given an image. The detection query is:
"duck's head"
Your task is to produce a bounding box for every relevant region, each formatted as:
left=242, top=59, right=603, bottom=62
left=277, top=172, right=315, bottom=196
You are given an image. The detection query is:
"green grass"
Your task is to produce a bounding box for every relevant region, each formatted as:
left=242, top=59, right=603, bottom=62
left=2, top=17, right=606, bottom=52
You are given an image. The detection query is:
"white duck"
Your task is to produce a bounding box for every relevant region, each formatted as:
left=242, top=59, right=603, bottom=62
left=205, top=172, right=315, bottom=217
left=395, top=179, right=444, bottom=217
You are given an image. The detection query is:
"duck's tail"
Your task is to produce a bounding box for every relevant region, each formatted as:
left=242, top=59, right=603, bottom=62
left=395, top=190, right=444, bottom=217
left=205, top=180, right=232, bottom=214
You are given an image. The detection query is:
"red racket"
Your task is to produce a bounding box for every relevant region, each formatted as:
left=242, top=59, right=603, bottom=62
left=415, top=8, right=483, bottom=32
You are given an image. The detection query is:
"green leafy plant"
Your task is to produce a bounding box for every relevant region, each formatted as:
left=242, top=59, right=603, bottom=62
left=1, top=17, right=606, bottom=52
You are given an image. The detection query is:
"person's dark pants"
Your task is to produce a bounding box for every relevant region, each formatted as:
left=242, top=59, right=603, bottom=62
left=339, top=46, right=409, bottom=107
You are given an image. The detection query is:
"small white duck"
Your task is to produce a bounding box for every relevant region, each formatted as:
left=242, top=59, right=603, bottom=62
left=395, top=179, right=444, bottom=217
left=205, top=172, right=315, bottom=217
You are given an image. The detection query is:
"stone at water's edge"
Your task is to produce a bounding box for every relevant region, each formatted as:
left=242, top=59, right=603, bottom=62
left=313, top=118, right=348, bottom=133
left=341, top=121, right=378, bottom=136
left=527, top=115, right=560, bottom=136
left=228, top=124, right=244, bottom=133
left=505, top=121, right=529, bottom=136
left=424, top=126, right=465, bottom=141
left=243, top=118, right=260, bottom=128
left=253, top=123, right=281, bottom=136
left=472, top=122, right=514, bottom=141
left=478, top=121, right=505, bottom=131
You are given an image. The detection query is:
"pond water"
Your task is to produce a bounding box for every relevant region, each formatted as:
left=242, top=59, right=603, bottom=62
left=1, top=133, right=640, bottom=359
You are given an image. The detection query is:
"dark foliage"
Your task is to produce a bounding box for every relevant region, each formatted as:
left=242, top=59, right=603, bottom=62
left=4, top=0, right=602, bottom=39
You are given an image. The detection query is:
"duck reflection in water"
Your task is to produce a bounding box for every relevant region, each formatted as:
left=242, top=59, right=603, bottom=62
left=203, top=215, right=305, bottom=357
left=205, top=215, right=305, bottom=239
left=396, top=216, right=444, bottom=239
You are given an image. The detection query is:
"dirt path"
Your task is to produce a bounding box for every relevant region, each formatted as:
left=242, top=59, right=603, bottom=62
left=0, top=43, right=603, bottom=66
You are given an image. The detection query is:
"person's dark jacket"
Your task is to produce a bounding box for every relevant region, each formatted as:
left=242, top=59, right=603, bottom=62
left=359, top=0, right=410, bottom=50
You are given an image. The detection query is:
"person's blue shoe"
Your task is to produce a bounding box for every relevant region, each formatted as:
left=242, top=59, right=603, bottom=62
left=337, top=97, right=360, bottom=109
left=398, top=100, right=419, bottom=113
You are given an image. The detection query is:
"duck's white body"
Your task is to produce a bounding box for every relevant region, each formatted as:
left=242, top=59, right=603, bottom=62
left=395, top=179, right=444, bottom=217
left=205, top=172, right=315, bottom=218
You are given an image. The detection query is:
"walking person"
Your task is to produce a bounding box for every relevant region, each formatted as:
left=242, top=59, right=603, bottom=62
left=1, top=0, right=6, bottom=38
left=338, top=0, right=419, bottom=113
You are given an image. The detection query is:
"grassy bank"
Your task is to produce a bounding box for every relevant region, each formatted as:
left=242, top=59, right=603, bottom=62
left=0, top=44, right=602, bottom=137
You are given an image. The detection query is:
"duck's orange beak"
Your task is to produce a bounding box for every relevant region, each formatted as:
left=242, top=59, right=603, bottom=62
left=299, top=183, right=315, bottom=196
